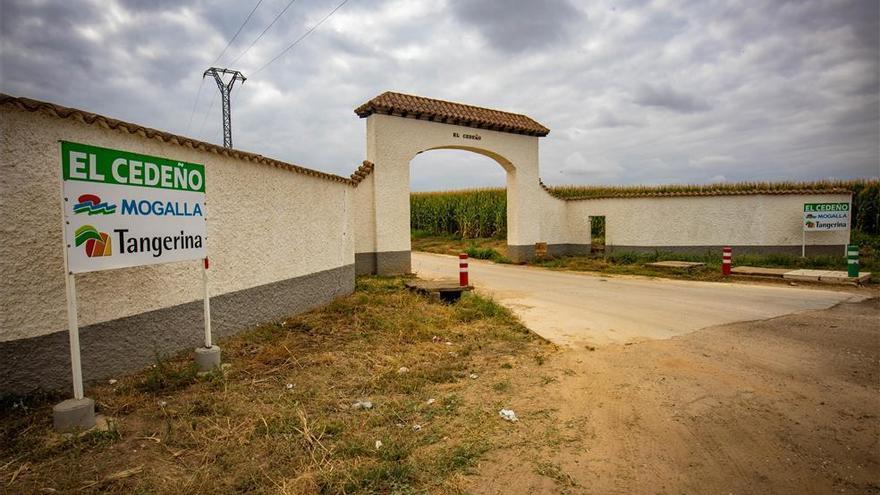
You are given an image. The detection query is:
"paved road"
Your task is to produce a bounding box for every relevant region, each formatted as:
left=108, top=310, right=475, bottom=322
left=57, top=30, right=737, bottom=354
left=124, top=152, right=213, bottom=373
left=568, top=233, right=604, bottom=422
left=412, top=252, right=867, bottom=347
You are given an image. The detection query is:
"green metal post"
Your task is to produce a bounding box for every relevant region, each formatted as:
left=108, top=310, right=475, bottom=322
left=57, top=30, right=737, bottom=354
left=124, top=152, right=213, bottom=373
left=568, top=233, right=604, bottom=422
left=847, top=244, right=859, bottom=278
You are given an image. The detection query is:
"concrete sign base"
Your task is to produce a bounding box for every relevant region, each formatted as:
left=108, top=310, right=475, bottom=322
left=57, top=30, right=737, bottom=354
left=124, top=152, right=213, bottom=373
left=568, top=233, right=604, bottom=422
left=194, top=345, right=221, bottom=372
left=53, top=397, right=96, bottom=432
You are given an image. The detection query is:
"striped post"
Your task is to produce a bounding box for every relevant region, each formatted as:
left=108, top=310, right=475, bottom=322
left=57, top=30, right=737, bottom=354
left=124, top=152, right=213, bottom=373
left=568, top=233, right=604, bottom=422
left=722, top=246, right=732, bottom=276
left=459, top=253, right=469, bottom=287
left=847, top=244, right=859, bottom=278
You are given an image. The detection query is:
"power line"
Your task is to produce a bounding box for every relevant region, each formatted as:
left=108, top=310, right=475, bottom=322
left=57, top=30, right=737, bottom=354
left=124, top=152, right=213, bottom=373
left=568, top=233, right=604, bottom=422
left=187, top=0, right=262, bottom=136
left=185, top=77, right=206, bottom=135
left=253, top=0, right=351, bottom=75
left=230, top=0, right=299, bottom=65
left=212, top=0, right=265, bottom=64
left=198, top=91, right=218, bottom=138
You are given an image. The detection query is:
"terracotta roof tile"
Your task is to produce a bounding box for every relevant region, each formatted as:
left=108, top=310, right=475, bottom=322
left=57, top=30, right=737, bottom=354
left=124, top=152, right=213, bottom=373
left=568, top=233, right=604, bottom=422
left=539, top=179, right=852, bottom=199
left=0, top=93, right=358, bottom=186
left=349, top=160, right=375, bottom=184
left=355, top=91, right=550, bottom=137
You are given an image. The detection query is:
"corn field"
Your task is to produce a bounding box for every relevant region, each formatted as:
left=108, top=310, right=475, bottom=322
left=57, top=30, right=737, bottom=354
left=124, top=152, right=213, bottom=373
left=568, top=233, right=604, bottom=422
left=411, top=188, right=507, bottom=238
left=411, top=179, right=880, bottom=239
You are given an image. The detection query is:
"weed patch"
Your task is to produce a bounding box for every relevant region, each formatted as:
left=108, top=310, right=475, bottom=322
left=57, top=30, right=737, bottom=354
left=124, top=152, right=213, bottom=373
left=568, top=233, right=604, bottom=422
left=1, top=276, right=551, bottom=494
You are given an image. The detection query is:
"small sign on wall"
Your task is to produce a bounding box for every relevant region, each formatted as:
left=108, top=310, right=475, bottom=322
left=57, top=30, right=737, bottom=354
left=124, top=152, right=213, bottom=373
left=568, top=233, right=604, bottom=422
left=803, top=202, right=849, bottom=232
left=61, top=141, right=207, bottom=273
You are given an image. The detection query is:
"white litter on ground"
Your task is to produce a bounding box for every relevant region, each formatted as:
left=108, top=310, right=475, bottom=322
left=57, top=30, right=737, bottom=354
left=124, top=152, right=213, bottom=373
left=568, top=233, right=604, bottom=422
left=469, top=373, right=478, bottom=379
left=426, top=398, right=436, bottom=405
left=108, top=379, right=117, bottom=385
left=285, top=383, right=294, bottom=390
left=499, top=409, right=518, bottom=422
left=398, top=366, right=409, bottom=374
left=352, top=400, right=373, bottom=410
left=412, top=424, right=422, bottom=431
left=375, top=440, right=383, bottom=450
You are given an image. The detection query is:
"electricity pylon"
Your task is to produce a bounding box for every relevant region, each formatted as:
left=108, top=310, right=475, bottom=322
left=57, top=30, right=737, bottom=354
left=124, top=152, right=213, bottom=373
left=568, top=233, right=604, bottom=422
left=203, top=67, right=247, bottom=149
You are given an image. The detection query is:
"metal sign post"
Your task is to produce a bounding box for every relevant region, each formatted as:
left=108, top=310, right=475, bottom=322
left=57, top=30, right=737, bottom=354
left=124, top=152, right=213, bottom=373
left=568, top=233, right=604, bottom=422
left=194, top=255, right=220, bottom=371
left=203, top=257, right=212, bottom=348
left=53, top=182, right=96, bottom=433
left=64, top=273, right=84, bottom=400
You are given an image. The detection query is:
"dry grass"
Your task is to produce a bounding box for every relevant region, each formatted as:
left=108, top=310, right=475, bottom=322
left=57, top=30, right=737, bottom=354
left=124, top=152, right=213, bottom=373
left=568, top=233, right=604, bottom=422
left=0, top=277, right=555, bottom=494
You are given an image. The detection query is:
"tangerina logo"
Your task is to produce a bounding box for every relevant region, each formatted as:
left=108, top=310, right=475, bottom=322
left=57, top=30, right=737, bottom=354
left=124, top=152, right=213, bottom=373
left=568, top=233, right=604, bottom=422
left=73, top=194, right=116, bottom=215
left=75, top=225, right=111, bottom=257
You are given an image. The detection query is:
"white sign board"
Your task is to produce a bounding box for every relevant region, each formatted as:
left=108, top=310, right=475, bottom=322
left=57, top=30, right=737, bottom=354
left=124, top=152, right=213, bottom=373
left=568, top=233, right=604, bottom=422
left=61, top=141, right=207, bottom=273
left=803, top=202, right=849, bottom=232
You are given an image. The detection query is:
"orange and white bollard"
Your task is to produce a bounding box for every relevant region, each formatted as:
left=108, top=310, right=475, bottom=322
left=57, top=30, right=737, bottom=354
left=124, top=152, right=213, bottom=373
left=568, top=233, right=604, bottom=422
left=722, top=247, right=732, bottom=276
left=459, top=253, right=469, bottom=286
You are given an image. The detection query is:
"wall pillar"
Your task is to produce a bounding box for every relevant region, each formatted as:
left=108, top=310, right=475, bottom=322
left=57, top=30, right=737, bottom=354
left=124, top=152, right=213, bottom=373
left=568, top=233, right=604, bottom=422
left=504, top=142, right=542, bottom=263
left=365, top=116, right=412, bottom=275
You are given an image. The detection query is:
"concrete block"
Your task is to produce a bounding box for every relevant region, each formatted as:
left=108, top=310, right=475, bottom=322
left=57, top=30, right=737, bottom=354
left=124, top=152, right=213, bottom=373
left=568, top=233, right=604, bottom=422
left=782, top=269, right=824, bottom=282
left=194, top=345, right=221, bottom=372
left=646, top=261, right=705, bottom=270
left=819, top=271, right=872, bottom=284
left=730, top=266, right=790, bottom=277
left=53, top=397, right=96, bottom=432
left=783, top=269, right=872, bottom=284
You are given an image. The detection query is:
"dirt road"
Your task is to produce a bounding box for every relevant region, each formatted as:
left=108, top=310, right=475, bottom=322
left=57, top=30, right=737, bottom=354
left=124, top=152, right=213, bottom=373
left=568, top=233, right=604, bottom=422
left=468, top=298, right=880, bottom=494
left=413, top=252, right=869, bottom=347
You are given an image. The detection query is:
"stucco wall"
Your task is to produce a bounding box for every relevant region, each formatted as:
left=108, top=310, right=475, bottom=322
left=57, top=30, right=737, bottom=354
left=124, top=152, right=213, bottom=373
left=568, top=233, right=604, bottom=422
left=1, top=105, right=354, bottom=347
left=563, top=194, right=851, bottom=252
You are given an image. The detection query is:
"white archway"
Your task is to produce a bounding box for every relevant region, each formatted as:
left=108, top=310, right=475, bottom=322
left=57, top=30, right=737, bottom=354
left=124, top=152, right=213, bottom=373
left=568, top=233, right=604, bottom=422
left=353, top=92, right=550, bottom=275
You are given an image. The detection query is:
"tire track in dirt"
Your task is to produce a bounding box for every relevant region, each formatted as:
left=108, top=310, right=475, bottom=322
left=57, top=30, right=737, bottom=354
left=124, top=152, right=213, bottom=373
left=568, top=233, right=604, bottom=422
left=467, top=298, right=880, bottom=494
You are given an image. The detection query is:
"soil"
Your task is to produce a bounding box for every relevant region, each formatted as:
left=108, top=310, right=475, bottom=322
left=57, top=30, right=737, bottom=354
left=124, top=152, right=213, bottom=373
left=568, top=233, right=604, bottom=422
left=466, top=298, right=880, bottom=494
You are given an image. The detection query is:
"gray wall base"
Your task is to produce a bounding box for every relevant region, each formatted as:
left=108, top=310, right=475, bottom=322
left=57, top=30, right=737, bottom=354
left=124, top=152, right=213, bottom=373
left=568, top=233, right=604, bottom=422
left=507, top=244, right=536, bottom=263
left=547, top=244, right=592, bottom=257
left=355, top=252, right=377, bottom=275
left=1, top=264, right=354, bottom=395
left=606, top=245, right=847, bottom=257
left=356, top=251, right=411, bottom=275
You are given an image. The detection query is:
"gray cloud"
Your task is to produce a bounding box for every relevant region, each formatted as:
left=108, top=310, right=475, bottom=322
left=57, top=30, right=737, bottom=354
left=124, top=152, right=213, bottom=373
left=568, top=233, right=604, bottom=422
left=449, top=0, right=584, bottom=53
left=0, top=0, right=877, bottom=191
left=634, top=84, right=711, bottom=113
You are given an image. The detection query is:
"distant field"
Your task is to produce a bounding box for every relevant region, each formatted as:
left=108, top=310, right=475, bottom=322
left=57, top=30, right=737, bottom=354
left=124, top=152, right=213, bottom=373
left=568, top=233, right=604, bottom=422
left=411, top=179, right=880, bottom=245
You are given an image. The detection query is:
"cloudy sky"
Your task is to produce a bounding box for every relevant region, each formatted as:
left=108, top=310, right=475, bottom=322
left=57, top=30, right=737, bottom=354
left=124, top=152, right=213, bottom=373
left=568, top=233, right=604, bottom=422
left=2, top=0, right=878, bottom=190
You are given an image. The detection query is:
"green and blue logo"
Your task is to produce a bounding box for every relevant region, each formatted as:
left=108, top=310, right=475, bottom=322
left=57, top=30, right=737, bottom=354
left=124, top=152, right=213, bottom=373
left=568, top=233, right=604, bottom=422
left=73, top=194, right=116, bottom=215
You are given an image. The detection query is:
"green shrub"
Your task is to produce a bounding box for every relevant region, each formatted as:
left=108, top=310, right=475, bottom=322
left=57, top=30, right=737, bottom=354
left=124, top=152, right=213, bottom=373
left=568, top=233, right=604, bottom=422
left=465, top=246, right=508, bottom=263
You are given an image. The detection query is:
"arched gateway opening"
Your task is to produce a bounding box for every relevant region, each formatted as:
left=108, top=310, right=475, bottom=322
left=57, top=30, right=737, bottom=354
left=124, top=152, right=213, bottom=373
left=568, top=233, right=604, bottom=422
left=410, top=149, right=508, bottom=254
left=352, top=92, right=550, bottom=275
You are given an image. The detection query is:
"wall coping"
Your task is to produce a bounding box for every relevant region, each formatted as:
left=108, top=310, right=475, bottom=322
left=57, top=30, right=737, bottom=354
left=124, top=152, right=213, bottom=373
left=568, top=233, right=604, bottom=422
left=538, top=179, right=853, bottom=200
